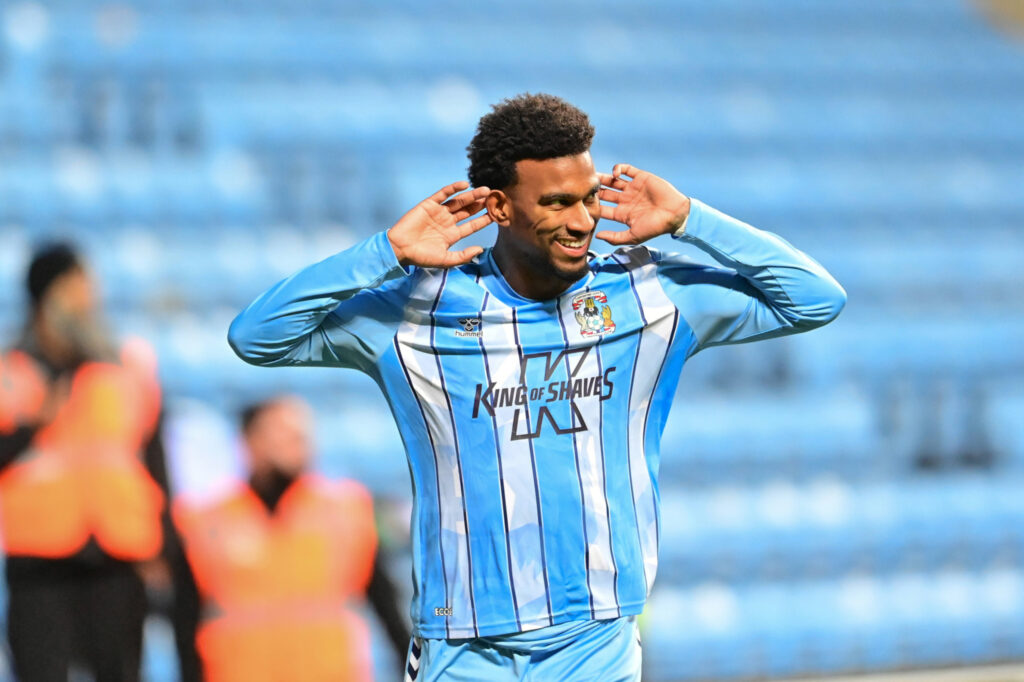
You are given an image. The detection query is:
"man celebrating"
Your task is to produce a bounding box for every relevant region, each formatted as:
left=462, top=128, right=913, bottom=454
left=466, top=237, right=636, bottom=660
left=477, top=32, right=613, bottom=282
left=229, top=93, right=846, bottom=680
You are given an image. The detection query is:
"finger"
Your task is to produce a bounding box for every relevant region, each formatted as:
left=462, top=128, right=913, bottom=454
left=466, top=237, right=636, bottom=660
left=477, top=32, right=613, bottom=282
left=457, top=212, right=494, bottom=238
left=612, top=164, right=638, bottom=180
left=443, top=186, right=490, bottom=212
left=598, top=173, right=628, bottom=191
left=598, top=188, right=621, bottom=204
left=451, top=198, right=488, bottom=223
left=444, top=246, right=485, bottom=267
left=429, top=181, right=471, bottom=204
left=599, top=204, right=622, bottom=222
left=595, top=229, right=637, bottom=246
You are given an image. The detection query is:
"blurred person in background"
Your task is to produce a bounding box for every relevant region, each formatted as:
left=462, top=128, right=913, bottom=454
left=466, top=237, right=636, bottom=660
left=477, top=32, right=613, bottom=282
left=0, top=243, right=167, bottom=682
left=170, top=396, right=410, bottom=682
left=228, top=93, right=846, bottom=681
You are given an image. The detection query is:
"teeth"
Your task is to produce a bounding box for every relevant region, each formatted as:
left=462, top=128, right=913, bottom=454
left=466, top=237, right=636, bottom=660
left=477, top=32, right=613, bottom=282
left=557, top=239, right=585, bottom=248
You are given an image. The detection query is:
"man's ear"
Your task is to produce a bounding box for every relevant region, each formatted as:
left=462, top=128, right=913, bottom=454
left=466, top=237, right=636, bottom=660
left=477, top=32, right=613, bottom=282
left=486, top=190, right=511, bottom=227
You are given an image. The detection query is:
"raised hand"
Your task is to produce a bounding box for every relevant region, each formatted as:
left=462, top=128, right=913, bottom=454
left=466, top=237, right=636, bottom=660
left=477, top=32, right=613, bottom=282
left=387, top=181, right=494, bottom=268
left=595, top=164, right=692, bottom=246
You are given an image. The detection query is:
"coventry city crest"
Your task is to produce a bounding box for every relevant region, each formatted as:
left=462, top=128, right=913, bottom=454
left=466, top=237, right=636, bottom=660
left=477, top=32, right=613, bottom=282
left=572, top=291, right=615, bottom=337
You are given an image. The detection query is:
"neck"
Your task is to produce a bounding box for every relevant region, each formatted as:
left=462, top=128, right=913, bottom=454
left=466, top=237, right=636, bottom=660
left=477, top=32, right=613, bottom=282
left=491, top=238, right=577, bottom=301
left=249, top=467, right=298, bottom=513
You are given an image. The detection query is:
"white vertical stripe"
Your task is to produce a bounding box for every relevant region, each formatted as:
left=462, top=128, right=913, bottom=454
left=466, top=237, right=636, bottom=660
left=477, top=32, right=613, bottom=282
left=479, top=298, right=553, bottom=629
left=394, top=270, right=475, bottom=637
left=557, top=296, right=620, bottom=615
left=618, top=256, right=678, bottom=595
left=405, top=638, right=421, bottom=682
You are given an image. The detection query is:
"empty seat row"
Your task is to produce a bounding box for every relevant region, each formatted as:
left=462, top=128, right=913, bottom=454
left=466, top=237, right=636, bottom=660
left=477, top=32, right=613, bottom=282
left=26, top=3, right=1024, bottom=86
left=659, top=474, right=1024, bottom=580
left=643, top=567, right=1024, bottom=679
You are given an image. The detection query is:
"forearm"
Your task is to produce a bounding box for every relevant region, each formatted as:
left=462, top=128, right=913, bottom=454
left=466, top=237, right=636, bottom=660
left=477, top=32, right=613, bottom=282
left=227, top=231, right=408, bottom=367
left=675, top=199, right=846, bottom=329
left=367, top=556, right=412, bottom=664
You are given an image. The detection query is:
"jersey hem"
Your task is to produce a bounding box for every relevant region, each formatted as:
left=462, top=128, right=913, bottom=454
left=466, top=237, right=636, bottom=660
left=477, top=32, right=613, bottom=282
left=413, top=601, right=646, bottom=640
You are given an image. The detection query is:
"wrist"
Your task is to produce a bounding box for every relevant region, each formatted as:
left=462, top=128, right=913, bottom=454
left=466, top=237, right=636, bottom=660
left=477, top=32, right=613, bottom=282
left=385, top=229, right=409, bottom=267
left=668, top=195, right=692, bottom=235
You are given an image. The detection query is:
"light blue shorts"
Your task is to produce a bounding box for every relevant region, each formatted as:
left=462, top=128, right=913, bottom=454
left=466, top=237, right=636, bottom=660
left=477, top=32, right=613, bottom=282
left=404, top=616, right=642, bottom=682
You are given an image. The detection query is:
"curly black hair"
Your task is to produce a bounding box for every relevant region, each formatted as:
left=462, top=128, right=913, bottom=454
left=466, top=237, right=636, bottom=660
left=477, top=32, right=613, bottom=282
left=467, top=93, right=595, bottom=190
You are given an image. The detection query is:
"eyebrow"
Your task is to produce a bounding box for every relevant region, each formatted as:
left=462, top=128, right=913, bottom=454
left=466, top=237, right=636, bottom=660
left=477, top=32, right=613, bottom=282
left=538, top=184, right=601, bottom=204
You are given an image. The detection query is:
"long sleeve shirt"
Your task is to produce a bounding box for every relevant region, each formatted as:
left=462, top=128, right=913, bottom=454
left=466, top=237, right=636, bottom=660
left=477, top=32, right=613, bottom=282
left=227, top=198, right=846, bottom=639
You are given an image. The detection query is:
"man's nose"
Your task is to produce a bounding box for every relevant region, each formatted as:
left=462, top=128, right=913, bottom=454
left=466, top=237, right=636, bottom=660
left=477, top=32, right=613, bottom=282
left=567, top=201, right=596, bottom=233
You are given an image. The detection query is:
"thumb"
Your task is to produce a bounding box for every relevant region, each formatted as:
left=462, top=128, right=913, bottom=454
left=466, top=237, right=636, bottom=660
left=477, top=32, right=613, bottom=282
left=444, top=246, right=485, bottom=267
left=595, top=229, right=637, bottom=246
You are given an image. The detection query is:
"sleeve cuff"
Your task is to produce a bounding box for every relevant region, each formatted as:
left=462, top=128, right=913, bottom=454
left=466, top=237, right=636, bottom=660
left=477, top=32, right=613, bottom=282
left=315, top=230, right=411, bottom=296
left=371, top=230, right=412, bottom=278
left=671, top=197, right=707, bottom=240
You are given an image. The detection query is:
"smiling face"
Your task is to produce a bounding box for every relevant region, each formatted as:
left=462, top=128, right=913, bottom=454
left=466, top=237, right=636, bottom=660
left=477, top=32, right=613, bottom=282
left=489, top=152, right=602, bottom=300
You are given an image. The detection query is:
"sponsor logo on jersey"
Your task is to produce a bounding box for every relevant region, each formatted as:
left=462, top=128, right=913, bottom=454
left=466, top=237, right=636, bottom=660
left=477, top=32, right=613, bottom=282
left=572, top=290, right=615, bottom=337
left=472, top=347, right=617, bottom=441
left=455, top=317, right=482, bottom=338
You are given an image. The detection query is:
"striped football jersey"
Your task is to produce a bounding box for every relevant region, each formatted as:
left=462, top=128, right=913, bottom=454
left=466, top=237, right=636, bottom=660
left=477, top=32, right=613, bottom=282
left=228, top=198, right=846, bottom=638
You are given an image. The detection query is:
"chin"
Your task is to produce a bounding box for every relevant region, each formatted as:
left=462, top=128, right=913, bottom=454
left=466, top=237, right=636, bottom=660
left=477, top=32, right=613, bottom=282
left=552, top=259, right=591, bottom=283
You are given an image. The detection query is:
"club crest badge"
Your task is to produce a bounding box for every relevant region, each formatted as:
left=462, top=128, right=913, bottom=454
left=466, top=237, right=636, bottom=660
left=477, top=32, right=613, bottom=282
left=572, top=291, right=615, bottom=337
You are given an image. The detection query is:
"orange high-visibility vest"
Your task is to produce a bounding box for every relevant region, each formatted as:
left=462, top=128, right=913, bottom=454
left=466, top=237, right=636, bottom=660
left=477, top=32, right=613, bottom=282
left=0, top=343, right=164, bottom=560
left=174, top=476, right=378, bottom=682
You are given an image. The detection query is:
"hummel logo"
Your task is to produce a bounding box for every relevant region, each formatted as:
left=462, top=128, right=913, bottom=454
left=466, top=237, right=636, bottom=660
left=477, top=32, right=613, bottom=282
left=456, top=318, right=482, bottom=338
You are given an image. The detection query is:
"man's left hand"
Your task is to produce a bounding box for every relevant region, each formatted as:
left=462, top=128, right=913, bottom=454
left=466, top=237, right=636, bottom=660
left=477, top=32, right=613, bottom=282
left=596, top=164, right=691, bottom=245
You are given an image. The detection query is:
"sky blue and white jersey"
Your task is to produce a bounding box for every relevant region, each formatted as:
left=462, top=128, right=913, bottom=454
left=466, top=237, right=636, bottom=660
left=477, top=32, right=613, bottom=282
left=228, top=199, right=846, bottom=639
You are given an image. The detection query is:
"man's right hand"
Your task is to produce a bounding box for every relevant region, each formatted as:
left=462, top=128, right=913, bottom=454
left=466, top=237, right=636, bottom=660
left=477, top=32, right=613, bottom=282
left=387, top=181, right=494, bottom=268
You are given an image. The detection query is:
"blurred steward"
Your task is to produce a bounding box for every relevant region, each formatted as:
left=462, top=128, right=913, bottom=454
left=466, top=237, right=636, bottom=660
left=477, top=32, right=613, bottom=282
left=0, top=242, right=168, bottom=682
left=170, top=396, right=410, bottom=682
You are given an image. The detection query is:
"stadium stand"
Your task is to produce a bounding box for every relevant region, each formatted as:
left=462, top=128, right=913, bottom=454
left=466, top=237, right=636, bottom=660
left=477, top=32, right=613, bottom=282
left=1, top=0, right=1023, bottom=679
